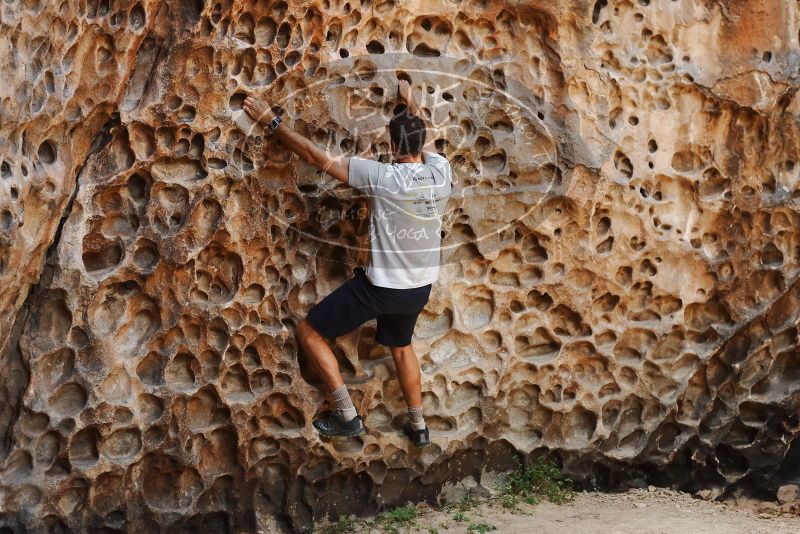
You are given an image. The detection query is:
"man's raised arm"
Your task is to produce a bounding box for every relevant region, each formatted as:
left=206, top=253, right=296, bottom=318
left=243, top=96, right=350, bottom=184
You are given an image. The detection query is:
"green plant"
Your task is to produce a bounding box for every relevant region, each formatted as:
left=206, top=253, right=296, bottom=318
left=455, top=494, right=479, bottom=511
left=500, top=493, right=517, bottom=509
left=427, top=529, right=440, bottom=534
left=452, top=511, right=469, bottom=522
left=322, top=515, right=358, bottom=533
left=468, top=523, right=497, bottom=533
left=497, top=458, right=574, bottom=508
left=376, top=505, right=417, bottom=532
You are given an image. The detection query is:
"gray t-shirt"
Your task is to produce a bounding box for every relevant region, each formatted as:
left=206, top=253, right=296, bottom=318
left=348, top=152, right=452, bottom=289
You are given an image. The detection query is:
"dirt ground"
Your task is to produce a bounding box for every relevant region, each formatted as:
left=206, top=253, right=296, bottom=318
left=334, top=488, right=800, bottom=534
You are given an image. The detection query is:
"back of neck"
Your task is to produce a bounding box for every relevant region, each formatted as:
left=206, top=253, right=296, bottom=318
left=396, top=155, right=423, bottom=164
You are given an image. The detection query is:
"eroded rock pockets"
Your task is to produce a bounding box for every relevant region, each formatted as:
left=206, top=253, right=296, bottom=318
left=2, top=0, right=800, bottom=532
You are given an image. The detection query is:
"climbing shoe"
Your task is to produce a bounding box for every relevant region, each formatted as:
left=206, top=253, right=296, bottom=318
left=313, top=413, right=366, bottom=438
left=403, top=423, right=431, bottom=447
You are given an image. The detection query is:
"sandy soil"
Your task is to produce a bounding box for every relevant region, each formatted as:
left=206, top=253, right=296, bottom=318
left=342, top=488, right=800, bottom=534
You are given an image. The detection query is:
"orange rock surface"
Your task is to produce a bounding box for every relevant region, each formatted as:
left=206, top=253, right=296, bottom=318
left=1, top=0, right=799, bottom=531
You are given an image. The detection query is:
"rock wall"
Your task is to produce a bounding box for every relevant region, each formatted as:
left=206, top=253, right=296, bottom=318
left=1, top=0, right=800, bottom=531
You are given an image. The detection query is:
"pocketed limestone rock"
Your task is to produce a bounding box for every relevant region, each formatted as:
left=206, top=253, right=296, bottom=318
left=777, top=485, right=800, bottom=505
left=1, top=0, right=800, bottom=532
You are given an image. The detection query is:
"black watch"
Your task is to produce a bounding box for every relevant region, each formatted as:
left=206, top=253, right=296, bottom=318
left=266, top=115, right=282, bottom=133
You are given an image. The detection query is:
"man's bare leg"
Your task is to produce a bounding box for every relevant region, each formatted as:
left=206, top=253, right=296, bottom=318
left=390, top=345, right=428, bottom=440
left=390, top=345, right=423, bottom=407
left=297, top=318, right=345, bottom=392
left=297, top=319, right=361, bottom=430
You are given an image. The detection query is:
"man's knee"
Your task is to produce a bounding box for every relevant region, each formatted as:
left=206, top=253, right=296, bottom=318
left=297, top=318, right=322, bottom=344
left=390, top=344, right=415, bottom=360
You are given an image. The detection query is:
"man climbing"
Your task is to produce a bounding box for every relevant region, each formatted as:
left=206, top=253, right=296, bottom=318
left=243, top=79, right=452, bottom=447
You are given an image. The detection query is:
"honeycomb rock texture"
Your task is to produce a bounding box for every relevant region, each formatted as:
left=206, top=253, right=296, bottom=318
left=2, top=0, right=800, bottom=531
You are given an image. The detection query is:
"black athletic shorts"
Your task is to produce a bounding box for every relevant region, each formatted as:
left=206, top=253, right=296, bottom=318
left=306, top=267, right=432, bottom=347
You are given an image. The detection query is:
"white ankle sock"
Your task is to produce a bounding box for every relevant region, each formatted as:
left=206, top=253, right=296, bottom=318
left=331, top=385, right=358, bottom=421
left=408, top=406, right=426, bottom=430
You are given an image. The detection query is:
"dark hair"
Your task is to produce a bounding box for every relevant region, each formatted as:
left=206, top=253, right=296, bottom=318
left=388, top=111, right=426, bottom=156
